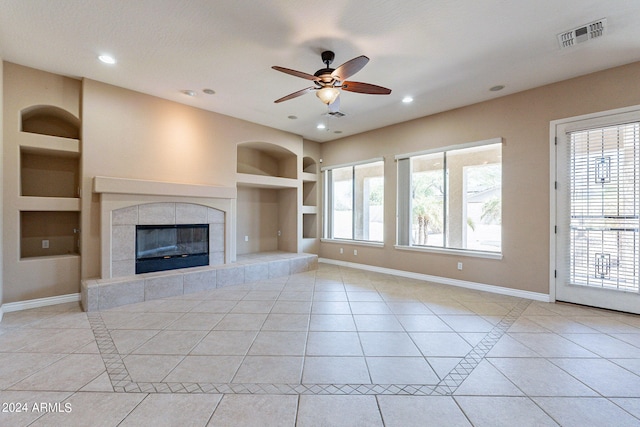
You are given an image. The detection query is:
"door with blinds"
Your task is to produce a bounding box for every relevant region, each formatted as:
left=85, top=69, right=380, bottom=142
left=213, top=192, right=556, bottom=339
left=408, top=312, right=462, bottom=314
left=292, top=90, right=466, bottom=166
left=555, top=109, right=640, bottom=314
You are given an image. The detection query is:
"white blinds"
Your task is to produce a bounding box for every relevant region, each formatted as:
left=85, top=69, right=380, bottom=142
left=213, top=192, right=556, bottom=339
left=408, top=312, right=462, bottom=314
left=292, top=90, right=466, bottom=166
left=568, top=122, right=639, bottom=292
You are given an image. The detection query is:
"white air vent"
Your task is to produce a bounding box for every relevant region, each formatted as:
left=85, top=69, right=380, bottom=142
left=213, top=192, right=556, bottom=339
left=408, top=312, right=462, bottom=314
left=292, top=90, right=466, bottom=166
left=558, top=18, right=607, bottom=48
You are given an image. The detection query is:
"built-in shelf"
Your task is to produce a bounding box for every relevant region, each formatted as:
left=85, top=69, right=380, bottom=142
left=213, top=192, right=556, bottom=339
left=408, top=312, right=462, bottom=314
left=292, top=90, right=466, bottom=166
left=302, top=206, right=317, bottom=215
left=20, top=211, right=80, bottom=259
left=302, top=172, right=317, bottom=182
left=303, top=156, right=317, bottom=174
left=18, top=132, right=80, bottom=155
left=20, top=254, right=81, bottom=262
left=303, top=181, right=317, bottom=207
left=21, top=148, right=80, bottom=198
left=300, top=152, right=320, bottom=254
left=237, top=142, right=297, bottom=180
left=303, top=212, right=317, bottom=239
left=16, top=105, right=83, bottom=259
left=18, top=196, right=81, bottom=211
left=236, top=173, right=298, bottom=189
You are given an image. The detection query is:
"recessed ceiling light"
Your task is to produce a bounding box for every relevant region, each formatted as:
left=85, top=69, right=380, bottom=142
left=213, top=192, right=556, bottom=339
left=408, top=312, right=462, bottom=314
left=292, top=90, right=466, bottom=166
left=98, top=55, right=116, bottom=64
left=490, top=85, right=505, bottom=92
left=402, top=96, right=414, bottom=103
left=334, top=131, right=342, bottom=134
left=202, top=88, right=215, bottom=95
left=288, top=115, right=297, bottom=120
left=317, top=124, right=326, bottom=130
left=181, top=90, right=196, bottom=97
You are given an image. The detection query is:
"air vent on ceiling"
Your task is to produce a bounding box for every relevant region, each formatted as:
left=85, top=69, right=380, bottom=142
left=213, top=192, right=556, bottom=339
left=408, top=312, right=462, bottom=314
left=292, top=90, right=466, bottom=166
left=558, top=18, right=607, bottom=49
left=327, top=111, right=346, bottom=118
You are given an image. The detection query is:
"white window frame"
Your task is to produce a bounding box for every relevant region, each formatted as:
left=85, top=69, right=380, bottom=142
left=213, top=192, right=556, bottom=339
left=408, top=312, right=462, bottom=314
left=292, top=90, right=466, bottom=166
left=395, top=137, right=503, bottom=259
left=322, top=157, right=385, bottom=245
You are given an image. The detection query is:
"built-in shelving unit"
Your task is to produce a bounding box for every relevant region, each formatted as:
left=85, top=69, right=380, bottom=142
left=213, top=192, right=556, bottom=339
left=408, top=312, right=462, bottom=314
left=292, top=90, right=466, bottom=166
left=301, top=154, right=319, bottom=254
left=236, top=142, right=300, bottom=255
left=2, top=63, right=83, bottom=303
left=18, top=105, right=81, bottom=260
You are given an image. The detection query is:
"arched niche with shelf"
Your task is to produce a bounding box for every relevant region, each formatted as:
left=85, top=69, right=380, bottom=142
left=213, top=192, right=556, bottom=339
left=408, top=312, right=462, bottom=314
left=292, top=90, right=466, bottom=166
left=237, top=141, right=297, bottom=180
left=19, top=105, right=81, bottom=198
left=303, top=156, right=317, bottom=174
left=21, top=105, right=80, bottom=139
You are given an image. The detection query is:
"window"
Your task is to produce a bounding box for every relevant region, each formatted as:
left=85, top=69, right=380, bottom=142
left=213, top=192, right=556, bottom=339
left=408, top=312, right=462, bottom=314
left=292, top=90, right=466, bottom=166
left=324, top=159, right=384, bottom=242
left=397, top=139, right=502, bottom=253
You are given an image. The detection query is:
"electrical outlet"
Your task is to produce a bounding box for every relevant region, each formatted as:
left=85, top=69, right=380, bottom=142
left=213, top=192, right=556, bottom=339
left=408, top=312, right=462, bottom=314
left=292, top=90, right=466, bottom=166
left=339, top=248, right=343, bottom=254
left=244, top=236, right=249, bottom=242
left=42, top=239, right=49, bottom=249
left=457, top=262, right=463, bottom=271
left=354, top=249, right=358, bottom=256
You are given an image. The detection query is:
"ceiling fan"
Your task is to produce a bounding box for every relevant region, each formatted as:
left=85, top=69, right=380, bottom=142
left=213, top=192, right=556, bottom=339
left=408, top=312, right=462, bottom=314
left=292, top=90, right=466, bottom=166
left=272, top=50, right=391, bottom=110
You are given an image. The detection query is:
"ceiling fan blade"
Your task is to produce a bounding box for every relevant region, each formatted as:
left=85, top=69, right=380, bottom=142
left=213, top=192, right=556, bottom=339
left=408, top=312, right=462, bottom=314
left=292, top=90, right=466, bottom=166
left=272, top=66, right=320, bottom=81
left=341, top=81, right=392, bottom=95
left=328, top=95, right=341, bottom=113
left=331, top=55, right=369, bottom=81
left=274, top=87, right=315, bottom=103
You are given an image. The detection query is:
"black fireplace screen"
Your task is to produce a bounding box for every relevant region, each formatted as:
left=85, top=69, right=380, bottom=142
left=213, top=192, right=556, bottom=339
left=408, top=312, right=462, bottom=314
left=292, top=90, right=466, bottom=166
left=135, top=224, right=209, bottom=274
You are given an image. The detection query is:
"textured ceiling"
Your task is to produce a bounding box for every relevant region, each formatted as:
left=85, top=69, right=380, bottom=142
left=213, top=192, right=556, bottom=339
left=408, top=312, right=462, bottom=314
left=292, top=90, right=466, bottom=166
left=1, top=0, right=639, bottom=142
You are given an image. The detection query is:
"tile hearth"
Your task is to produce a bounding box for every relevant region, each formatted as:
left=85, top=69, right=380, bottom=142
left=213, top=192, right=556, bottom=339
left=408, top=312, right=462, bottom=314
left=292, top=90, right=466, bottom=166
left=1, top=263, right=640, bottom=426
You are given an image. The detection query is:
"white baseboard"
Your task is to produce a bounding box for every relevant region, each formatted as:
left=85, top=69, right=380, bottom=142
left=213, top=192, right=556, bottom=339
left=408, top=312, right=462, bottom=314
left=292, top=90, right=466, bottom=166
left=319, top=258, right=550, bottom=302
left=1, top=293, right=81, bottom=314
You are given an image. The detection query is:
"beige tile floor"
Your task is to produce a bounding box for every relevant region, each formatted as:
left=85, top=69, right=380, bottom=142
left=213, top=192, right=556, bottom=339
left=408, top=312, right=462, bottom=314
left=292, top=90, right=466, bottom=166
left=0, top=263, right=639, bottom=426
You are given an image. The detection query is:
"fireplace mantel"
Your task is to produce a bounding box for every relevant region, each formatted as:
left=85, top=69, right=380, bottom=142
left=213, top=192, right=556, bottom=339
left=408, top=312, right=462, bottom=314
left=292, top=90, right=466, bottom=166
left=93, top=176, right=237, bottom=280
left=93, top=176, right=236, bottom=199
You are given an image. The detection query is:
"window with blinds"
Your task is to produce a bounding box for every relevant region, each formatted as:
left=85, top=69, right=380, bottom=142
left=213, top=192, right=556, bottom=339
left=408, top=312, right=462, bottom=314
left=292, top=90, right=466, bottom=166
left=569, top=122, right=639, bottom=292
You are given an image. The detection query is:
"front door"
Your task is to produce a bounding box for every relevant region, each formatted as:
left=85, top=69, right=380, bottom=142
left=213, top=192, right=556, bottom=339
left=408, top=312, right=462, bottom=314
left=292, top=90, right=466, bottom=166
left=554, top=108, right=640, bottom=314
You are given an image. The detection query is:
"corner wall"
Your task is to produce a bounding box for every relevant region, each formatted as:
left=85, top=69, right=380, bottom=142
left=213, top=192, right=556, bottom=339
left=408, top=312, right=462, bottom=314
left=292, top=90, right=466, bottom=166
left=319, top=61, right=640, bottom=295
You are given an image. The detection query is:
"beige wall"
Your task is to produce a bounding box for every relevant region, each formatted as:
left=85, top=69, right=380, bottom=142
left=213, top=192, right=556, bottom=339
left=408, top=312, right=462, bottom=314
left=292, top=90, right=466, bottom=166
left=81, top=79, right=303, bottom=280
left=319, top=61, right=640, bottom=295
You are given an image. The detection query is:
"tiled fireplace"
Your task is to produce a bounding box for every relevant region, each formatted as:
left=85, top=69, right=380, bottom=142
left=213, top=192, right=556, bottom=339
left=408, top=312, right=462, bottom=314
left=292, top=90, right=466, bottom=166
left=81, top=176, right=317, bottom=311
left=93, top=176, right=236, bottom=280
left=111, top=202, right=225, bottom=277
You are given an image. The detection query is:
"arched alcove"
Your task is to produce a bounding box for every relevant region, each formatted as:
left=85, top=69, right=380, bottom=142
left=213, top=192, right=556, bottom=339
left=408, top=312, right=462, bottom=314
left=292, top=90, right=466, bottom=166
left=21, top=105, right=80, bottom=139
left=303, top=156, right=317, bottom=174
left=237, top=141, right=297, bottom=179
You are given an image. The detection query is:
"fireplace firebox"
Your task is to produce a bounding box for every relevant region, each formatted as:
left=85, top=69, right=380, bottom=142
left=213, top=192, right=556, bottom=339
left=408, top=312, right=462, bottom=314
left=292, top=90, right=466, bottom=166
left=135, top=224, right=209, bottom=274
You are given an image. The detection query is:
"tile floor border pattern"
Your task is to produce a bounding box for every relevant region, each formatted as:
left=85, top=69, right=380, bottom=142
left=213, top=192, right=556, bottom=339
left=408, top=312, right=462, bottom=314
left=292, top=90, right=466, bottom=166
left=87, top=299, right=532, bottom=396
left=434, top=298, right=530, bottom=395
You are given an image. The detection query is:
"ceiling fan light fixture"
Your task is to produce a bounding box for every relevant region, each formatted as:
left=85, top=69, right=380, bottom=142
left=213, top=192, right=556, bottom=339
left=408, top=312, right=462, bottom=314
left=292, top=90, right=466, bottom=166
left=316, top=87, right=340, bottom=105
